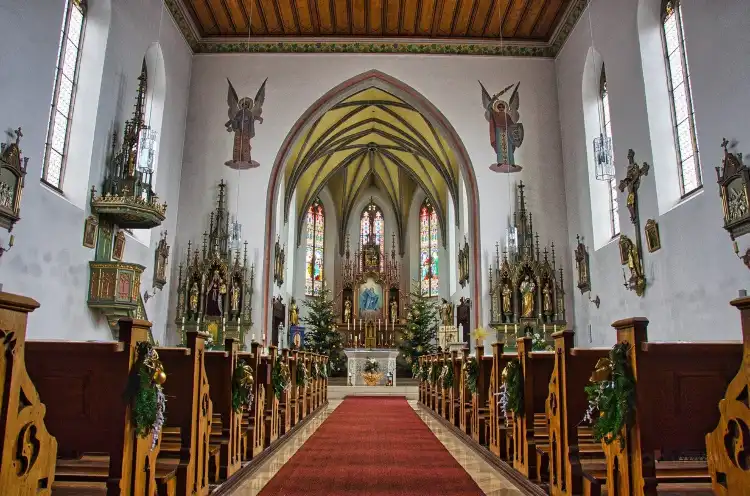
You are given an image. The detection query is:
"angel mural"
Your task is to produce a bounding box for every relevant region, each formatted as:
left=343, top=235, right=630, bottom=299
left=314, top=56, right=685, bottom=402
left=479, top=81, right=524, bottom=173
left=225, top=78, right=267, bottom=170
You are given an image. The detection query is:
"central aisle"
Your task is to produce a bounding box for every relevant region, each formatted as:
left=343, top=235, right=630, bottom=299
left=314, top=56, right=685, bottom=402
left=257, top=396, right=484, bottom=495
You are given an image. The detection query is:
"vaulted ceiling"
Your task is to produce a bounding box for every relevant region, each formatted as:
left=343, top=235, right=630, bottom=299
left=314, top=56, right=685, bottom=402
left=168, top=0, right=588, bottom=56
left=283, top=87, right=459, bottom=254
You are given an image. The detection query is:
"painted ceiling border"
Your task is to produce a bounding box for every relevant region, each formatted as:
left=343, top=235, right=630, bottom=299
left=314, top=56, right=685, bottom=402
left=165, top=0, right=590, bottom=58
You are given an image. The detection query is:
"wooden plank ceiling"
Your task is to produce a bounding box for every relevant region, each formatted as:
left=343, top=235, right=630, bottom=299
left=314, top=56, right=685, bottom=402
left=181, top=0, right=573, bottom=41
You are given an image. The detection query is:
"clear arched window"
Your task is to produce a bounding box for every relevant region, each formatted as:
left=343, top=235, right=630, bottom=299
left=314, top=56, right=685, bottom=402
left=419, top=199, right=439, bottom=297
left=305, top=199, right=325, bottom=296
left=360, top=201, right=385, bottom=271
left=600, top=66, right=620, bottom=237
left=42, top=0, right=87, bottom=191
left=662, top=0, right=701, bottom=196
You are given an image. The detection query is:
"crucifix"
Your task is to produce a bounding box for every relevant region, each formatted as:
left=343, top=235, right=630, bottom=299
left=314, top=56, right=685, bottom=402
left=618, top=149, right=649, bottom=296
left=618, top=149, right=650, bottom=225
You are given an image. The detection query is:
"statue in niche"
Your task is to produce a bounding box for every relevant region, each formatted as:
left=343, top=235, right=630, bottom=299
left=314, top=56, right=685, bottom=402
left=230, top=283, right=240, bottom=313
left=225, top=78, right=267, bottom=170
left=189, top=282, right=199, bottom=314
left=479, top=81, right=524, bottom=173
left=206, top=270, right=226, bottom=316
left=520, top=275, right=536, bottom=318
left=440, top=299, right=453, bottom=326
left=390, top=297, right=398, bottom=325
left=344, top=297, right=352, bottom=324
left=542, top=283, right=552, bottom=315
left=289, top=297, right=299, bottom=326
left=502, top=283, right=512, bottom=314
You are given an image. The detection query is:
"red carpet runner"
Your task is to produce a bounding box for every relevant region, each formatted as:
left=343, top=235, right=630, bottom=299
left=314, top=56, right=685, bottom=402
left=258, top=396, right=484, bottom=495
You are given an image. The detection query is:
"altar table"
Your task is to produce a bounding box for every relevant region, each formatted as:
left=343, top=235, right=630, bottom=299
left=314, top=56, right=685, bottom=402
left=344, top=348, right=399, bottom=386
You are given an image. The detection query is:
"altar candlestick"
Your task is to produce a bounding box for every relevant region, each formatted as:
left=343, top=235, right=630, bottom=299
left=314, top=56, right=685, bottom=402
left=543, top=323, right=546, bottom=334
left=514, top=323, right=518, bottom=339
left=181, top=316, right=185, bottom=332
left=347, top=320, right=350, bottom=331
left=378, top=319, right=381, bottom=331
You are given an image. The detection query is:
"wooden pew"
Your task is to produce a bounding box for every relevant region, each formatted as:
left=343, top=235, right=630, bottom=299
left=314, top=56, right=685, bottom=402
left=289, top=350, right=301, bottom=428
left=471, top=346, right=494, bottom=445
left=512, top=336, right=554, bottom=481
left=459, top=349, right=472, bottom=435
left=156, top=331, right=212, bottom=496
left=239, top=343, right=265, bottom=460
left=441, top=352, right=451, bottom=421
left=263, top=347, right=281, bottom=448
left=706, top=296, right=750, bottom=495
left=595, top=318, right=741, bottom=496
left=205, top=338, right=242, bottom=481
left=546, top=331, right=609, bottom=496
left=489, top=342, right=514, bottom=461
left=448, top=351, right=461, bottom=427
left=0, top=292, right=57, bottom=495
left=278, top=349, right=292, bottom=436
left=322, top=356, right=329, bottom=404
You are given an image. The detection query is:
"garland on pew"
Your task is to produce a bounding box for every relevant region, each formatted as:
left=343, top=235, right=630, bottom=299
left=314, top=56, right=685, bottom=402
left=411, top=362, right=422, bottom=380
left=231, top=359, right=255, bottom=413
left=296, top=360, right=310, bottom=387
left=440, top=364, right=454, bottom=391
left=124, top=341, right=167, bottom=450
left=583, top=342, right=635, bottom=448
left=318, top=362, right=328, bottom=378
left=313, top=362, right=320, bottom=379
left=503, top=359, right=524, bottom=415
left=463, top=356, right=479, bottom=396
left=272, top=359, right=292, bottom=400
left=429, top=362, right=441, bottom=385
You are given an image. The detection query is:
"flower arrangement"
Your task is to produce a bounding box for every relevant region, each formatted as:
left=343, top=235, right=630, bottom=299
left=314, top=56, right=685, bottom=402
left=364, top=357, right=380, bottom=373
left=532, top=332, right=552, bottom=351
left=272, top=359, right=292, bottom=400
left=123, top=341, right=167, bottom=450
left=231, top=359, right=254, bottom=413
left=362, top=357, right=383, bottom=386
left=463, top=356, right=479, bottom=396
left=583, top=342, right=635, bottom=448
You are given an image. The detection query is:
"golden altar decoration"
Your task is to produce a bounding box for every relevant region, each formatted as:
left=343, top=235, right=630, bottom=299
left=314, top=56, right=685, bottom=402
left=174, top=180, right=254, bottom=349
left=488, top=182, right=566, bottom=349
left=362, top=372, right=383, bottom=386
left=0, top=127, right=28, bottom=232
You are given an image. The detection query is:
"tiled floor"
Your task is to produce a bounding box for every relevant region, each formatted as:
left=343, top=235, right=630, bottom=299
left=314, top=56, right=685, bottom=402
left=226, top=400, right=523, bottom=495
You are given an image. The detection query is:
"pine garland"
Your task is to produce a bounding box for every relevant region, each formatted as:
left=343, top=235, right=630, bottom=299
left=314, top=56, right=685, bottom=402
left=231, top=359, right=254, bottom=413
left=123, top=342, right=167, bottom=449
left=411, top=362, right=422, bottom=380
left=272, top=360, right=292, bottom=400
left=429, top=363, right=440, bottom=385
left=319, top=362, right=328, bottom=378
left=504, top=360, right=524, bottom=415
left=441, top=364, right=454, bottom=390
left=583, top=342, right=635, bottom=448
left=464, top=357, right=480, bottom=396
left=296, top=360, right=309, bottom=387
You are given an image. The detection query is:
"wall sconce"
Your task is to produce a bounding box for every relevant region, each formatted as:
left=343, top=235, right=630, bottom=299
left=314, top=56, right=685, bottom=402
left=143, top=285, right=162, bottom=303
left=732, top=241, right=750, bottom=271
left=589, top=294, right=601, bottom=308
left=0, top=234, right=14, bottom=258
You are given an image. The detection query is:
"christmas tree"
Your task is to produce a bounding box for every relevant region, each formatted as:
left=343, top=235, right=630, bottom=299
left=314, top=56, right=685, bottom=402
left=399, top=281, right=439, bottom=366
left=301, top=285, right=346, bottom=374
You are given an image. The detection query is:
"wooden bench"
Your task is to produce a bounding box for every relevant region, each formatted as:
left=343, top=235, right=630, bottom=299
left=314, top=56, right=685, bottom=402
left=26, top=317, right=171, bottom=496
left=0, top=292, right=57, bottom=494
left=440, top=352, right=451, bottom=421
left=448, top=351, right=462, bottom=428
left=205, top=338, right=242, bottom=481
left=459, top=349, right=473, bottom=435
left=706, top=295, right=750, bottom=495
left=489, top=342, right=514, bottom=461
left=512, top=336, right=554, bottom=481
left=278, top=349, right=292, bottom=436
left=593, top=317, right=741, bottom=496
left=155, top=331, right=212, bottom=496
left=262, top=347, right=281, bottom=448
left=238, top=343, right=265, bottom=460
left=471, top=347, right=494, bottom=446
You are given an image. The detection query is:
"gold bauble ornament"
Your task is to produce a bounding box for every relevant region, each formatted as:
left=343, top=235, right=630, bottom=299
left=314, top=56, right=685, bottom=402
left=501, top=366, right=509, bottom=382
left=416, top=345, right=423, bottom=353
left=154, top=368, right=167, bottom=385
left=590, top=357, right=613, bottom=383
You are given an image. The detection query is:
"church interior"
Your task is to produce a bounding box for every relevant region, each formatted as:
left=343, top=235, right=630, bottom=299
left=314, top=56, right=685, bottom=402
left=0, top=0, right=749, bottom=494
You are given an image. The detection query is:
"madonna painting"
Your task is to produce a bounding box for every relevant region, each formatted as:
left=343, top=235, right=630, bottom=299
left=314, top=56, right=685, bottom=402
left=358, top=278, right=383, bottom=319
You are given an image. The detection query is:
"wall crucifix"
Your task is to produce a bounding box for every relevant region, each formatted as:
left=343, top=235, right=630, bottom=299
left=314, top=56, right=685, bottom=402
left=618, top=149, right=649, bottom=297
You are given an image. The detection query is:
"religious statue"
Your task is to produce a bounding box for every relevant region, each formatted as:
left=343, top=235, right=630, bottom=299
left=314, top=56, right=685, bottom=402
left=344, top=297, right=352, bottom=324
left=206, top=270, right=226, bottom=316
left=231, top=283, right=240, bottom=313
left=479, top=81, right=524, bottom=173
left=225, top=78, right=267, bottom=170
left=620, top=235, right=645, bottom=294
left=439, top=298, right=453, bottom=326
left=542, top=283, right=552, bottom=315
left=289, top=297, right=299, bottom=326
left=618, top=149, right=650, bottom=225
left=189, top=282, right=199, bottom=313
left=520, top=275, right=536, bottom=318
left=390, top=297, right=398, bottom=325
left=501, top=283, right=512, bottom=314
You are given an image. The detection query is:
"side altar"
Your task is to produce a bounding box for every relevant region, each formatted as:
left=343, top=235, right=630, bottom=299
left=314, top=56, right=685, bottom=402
left=344, top=348, right=399, bottom=386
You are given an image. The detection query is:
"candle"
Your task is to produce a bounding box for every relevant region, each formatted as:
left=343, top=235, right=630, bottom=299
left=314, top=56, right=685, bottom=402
left=543, top=323, right=546, bottom=334
left=378, top=319, right=381, bottom=331
left=347, top=320, right=350, bottom=331
left=181, top=316, right=185, bottom=332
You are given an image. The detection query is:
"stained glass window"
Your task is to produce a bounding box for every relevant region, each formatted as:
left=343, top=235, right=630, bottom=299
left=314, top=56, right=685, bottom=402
left=42, top=0, right=87, bottom=191
left=663, top=0, right=702, bottom=196
left=360, top=201, right=385, bottom=271
left=600, top=66, right=620, bottom=238
left=419, top=199, right=439, bottom=297
left=305, top=199, right=325, bottom=296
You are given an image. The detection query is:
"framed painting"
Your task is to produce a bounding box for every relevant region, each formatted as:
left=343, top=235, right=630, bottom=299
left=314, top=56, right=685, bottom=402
left=113, top=231, right=126, bottom=261
left=645, top=219, right=661, bottom=253
left=83, top=215, right=98, bottom=249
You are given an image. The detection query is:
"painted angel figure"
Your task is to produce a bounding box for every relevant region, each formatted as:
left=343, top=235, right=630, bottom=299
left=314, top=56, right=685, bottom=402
left=225, top=78, right=267, bottom=170
left=479, top=81, right=524, bottom=173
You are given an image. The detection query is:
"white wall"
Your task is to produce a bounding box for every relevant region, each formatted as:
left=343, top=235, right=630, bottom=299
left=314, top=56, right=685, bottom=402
left=0, top=0, right=192, bottom=342
left=556, top=0, right=750, bottom=345
left=175, top=53, right=568, bottom=346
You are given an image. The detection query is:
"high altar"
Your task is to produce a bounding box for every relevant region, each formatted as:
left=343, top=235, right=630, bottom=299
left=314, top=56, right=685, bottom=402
left=488, top=182, right=566, bottom=349
left=173, top=181, right=255, bottom=348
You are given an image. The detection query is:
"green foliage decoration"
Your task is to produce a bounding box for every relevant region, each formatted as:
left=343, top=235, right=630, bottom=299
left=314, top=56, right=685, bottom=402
left=296, top=360, right=309, bottom=387
left=441, top=364, right=454, bottom=390
left=272, top=359, right=292, bottom=400
left=123, top=342, right=166, bottom=447
left=364, top=358, right=380, bottom=374
left=504, top=360, right=524, bottom=415
left=463, top=356, right=479, bottom=396
left=231, top=359, right=254, bottom=413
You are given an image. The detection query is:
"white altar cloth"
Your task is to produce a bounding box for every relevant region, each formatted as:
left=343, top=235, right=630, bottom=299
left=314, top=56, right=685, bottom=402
left=344, top=348, right=400, bottom=386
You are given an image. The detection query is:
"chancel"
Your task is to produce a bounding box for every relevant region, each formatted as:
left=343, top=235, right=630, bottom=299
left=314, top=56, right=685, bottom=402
left=1, top=0, right=749, bottom=494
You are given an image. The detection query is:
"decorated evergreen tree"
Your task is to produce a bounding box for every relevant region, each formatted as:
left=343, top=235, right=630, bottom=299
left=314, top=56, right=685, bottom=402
left=301, top=285, right=345, bottom=374
left=399, top=281, right=439, bottom=367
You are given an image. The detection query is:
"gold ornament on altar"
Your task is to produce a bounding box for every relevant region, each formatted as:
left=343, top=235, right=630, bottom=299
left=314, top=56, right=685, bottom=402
left=471, top=327, right=489, bottom=343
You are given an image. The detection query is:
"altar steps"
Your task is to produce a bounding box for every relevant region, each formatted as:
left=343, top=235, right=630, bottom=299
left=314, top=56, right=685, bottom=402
left=328, top=385, right=418, bottom=400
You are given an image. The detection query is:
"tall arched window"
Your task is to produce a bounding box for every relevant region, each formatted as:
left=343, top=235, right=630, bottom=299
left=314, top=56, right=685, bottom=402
left=305, top=199, right=325, bottom=296
left=600, top=66, right=620, bottom=237
left=42, top=0, right=87, bottom=191
left=360, top=201, right=385, bottom=271
left=662, top=0, right=701, bottom=196
left=419, top=199, right=439, bottom=297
